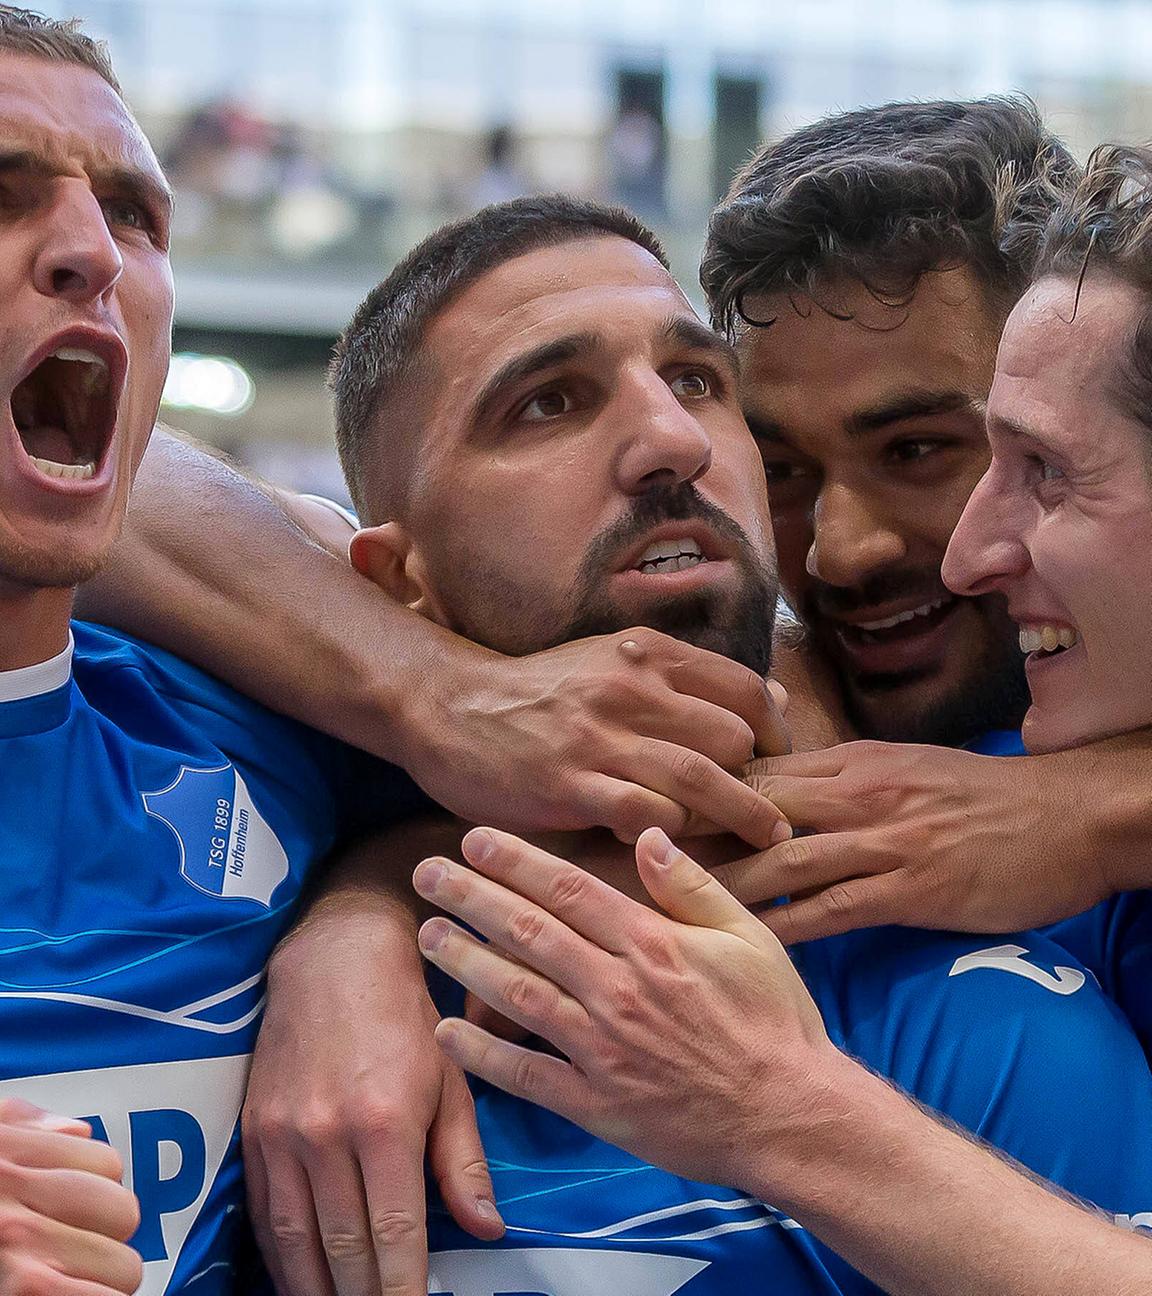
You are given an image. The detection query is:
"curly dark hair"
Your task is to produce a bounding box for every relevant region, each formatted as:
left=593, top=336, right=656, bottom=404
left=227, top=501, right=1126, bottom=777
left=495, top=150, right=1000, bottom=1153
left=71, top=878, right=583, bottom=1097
left=701, top=97, right=1078, bottom=336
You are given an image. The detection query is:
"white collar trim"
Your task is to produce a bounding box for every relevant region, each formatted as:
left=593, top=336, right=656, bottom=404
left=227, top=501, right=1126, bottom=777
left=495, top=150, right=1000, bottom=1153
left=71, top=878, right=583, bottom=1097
left=0, top=632, right=74, bottom=703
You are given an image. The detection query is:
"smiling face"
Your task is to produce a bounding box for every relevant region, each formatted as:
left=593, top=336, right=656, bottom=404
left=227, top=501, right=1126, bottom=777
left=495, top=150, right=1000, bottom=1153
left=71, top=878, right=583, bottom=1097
left=944, top=273, right=1152, bottom=753
left=0, top=52, right=174, bottom=593
left=736, top=267, right=1029, bottom=744
left=357, top=236, right=777, bottom=672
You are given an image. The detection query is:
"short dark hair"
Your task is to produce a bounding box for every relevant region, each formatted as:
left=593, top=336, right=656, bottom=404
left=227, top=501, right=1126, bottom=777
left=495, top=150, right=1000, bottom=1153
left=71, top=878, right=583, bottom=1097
left=1029, top=144, right=1152, bottom=439
left=701, top=96, right=1078, bottom=336
left=330, top=194, right=668, bottom=522
left=0, top=6, right=120, bottom=93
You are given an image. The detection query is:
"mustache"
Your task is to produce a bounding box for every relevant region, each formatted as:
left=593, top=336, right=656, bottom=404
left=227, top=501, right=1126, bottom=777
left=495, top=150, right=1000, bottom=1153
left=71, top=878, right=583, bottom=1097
left=806, top=568, right=952, bottom=618
left=579, top=482, right=753, bottom=579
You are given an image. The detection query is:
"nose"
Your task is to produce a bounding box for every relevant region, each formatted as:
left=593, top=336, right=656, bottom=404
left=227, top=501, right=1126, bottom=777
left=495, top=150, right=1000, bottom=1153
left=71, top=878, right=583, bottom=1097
left=942, top=465, right=1030, bottom=597
left=806, top=481, right=907, bottom=588
left=32, top=181, right=123, bottom=306
left=615, top=372, right=713, bottom=496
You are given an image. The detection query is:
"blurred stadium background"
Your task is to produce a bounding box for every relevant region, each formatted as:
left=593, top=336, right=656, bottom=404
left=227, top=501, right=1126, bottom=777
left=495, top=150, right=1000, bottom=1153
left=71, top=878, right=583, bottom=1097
left=40, top=0, right=1152, bottom=504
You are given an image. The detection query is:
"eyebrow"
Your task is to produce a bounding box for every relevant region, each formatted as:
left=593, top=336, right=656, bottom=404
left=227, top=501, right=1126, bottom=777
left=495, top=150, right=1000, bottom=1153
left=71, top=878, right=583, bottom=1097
left=469, top=333, right=598, bottom=432
left=662, top=314, right=741, bottom=379
left=844, top=389, right=984, bottom=437
left=0, top=148, right=174, bottom=219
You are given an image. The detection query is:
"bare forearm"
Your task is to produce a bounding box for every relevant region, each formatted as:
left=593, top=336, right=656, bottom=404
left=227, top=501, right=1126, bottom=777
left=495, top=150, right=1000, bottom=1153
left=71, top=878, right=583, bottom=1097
left=759, top=1058, right=1150, bottom=1296
left=78, top=429, right=486, bottom=770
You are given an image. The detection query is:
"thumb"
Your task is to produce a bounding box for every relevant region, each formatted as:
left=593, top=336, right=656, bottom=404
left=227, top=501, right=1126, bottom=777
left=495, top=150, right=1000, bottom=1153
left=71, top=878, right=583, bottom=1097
left=635, top=828, right=781, bottom=953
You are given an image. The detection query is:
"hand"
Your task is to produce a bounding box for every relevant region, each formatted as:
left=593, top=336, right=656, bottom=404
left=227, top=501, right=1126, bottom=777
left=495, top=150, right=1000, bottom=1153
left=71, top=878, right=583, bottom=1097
left=411, top=827, right=835, bottom=1193
left=242, top=905, right=503, bottom=1296
left=399, top=630, right=792, bottom=849
left=0, top=1097, right=141, bottom=1295
left=719, top=741, right=1114, bottom=944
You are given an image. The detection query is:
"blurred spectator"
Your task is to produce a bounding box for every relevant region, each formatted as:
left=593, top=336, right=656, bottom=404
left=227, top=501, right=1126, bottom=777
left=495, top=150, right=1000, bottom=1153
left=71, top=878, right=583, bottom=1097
left=468, top=124, right=535, bottom=208
left=606, top=105, right=666, bottom=217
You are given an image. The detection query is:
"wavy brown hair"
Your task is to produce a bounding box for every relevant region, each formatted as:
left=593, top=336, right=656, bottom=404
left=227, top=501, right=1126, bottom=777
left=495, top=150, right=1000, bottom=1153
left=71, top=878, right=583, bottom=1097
left=702, top=97, right=1078, bottom=336
left=1027, top=144, right=1152, bottom=434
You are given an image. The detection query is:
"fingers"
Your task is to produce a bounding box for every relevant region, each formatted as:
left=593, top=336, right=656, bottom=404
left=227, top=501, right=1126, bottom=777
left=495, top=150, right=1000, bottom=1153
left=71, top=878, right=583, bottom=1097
left=426, top=1067, right=504, bottom=1242
left=715, top=833, right=872, bottom=910
left=634, top=829, right=780, bottom=955
left=14, top=1167, right=139, bottom=1242
left=760, top=874, right=905, bottom=945
left=3, top=1125, right=123, bottom=1182
left=740, top=775, right=861, bottom=832
left=419, top=918, right=589, bottom=1058
left=464, top=990, right=534, bottom=1044
left=744, top=748, right=848, bottom=780
left=656, top=641, right=790, bottom=757
left=355, top=1128, right=432, bottom=1296
left=419, top=830, right=633, bottom=960
left=624, top=740, right=791, bottom=849
left=434, top=1019, right=586, bottom=1123
left=245, top=1137, right=334, bottom=1296
left=0, top=1210, right=144, bottom=1293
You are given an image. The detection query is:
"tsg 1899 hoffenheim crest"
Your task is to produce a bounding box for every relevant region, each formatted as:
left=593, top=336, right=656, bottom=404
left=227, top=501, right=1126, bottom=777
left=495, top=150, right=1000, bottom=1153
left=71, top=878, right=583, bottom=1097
left=143, top=763, right=289, bottom=906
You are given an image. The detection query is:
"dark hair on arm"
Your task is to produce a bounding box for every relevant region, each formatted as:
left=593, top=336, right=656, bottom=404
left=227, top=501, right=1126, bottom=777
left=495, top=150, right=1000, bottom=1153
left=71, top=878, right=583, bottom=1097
left=701, top=96, right=1078, bottom=337
left=329, top=193, right=667, bottom=523
left=1027, top=144, right=1152, bottom=438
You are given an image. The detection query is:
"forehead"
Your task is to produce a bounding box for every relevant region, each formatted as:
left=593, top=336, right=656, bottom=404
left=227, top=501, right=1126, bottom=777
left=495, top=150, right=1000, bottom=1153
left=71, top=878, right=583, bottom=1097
left=0, top=51, right=164, bottom=189
left=737, top=267, right=1000, bottom=430
left=423, top=236, right=692, bottom=389
left=996, top=273, right=1141, bottom=398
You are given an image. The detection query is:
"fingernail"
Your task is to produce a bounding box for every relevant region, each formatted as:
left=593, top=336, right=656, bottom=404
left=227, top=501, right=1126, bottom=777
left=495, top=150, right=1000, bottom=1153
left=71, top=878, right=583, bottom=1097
left=475, top=1197, right=501, bottom=1221
left=419, top=919, right=449, bottom=953
left=415, top=859, right=447, bottom=892
left=771, top=820, right=793, bottom=846
left=647, top=828, right=678, bottom=868
left=466, top=828, right=495, bottom=863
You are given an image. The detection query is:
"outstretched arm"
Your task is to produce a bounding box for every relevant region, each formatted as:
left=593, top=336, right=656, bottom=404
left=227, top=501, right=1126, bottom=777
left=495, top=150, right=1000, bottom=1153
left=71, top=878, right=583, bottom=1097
left=413, top=827, right=1152, bottom=1296
left=79, top=428, right=790, bottom=845
left=721, top=733, right=1150, bottom=942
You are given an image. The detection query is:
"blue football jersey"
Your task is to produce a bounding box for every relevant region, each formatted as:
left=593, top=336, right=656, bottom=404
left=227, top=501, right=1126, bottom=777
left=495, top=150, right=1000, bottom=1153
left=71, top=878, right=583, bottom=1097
left=427, top=913, right=1152, bottom=1293
left=0, top=622, right=419, bottom=1296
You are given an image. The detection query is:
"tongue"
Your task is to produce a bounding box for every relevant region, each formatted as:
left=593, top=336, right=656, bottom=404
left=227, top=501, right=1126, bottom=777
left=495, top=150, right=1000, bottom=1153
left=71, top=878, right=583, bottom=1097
left=18, top=424, right=77, bottom=465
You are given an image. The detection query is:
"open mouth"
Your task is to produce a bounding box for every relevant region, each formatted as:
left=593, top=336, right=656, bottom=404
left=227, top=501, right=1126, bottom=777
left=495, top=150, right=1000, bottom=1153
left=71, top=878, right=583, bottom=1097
left=634, top=536, right=709, bottom=575
left=1019, top=624, right=1079, bottom=661
left=10, top=346, right=118, bottom=482
left=836, top=595, right=957, bottom=646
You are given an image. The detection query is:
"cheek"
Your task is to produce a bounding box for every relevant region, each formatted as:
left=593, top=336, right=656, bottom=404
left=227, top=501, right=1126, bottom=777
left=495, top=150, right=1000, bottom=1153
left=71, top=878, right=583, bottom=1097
left=771, top=510, right=813, bottom=604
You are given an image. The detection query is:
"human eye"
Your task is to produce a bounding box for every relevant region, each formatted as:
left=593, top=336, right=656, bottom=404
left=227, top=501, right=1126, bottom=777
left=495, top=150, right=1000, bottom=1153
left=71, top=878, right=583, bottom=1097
left=670, top=370, right=712, bottom=399
left=518, top=387, right=574, bottom=422
left=885, top=437, right=950, bottom=465
left=101, top=196, right=153, bottom=233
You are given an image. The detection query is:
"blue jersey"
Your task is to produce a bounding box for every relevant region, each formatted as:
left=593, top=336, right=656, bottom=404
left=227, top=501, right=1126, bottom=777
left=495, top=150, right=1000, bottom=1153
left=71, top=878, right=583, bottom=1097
left=0, top=623, right=418, bottom=1296
left=428, top=914, right=1152, bottom=1293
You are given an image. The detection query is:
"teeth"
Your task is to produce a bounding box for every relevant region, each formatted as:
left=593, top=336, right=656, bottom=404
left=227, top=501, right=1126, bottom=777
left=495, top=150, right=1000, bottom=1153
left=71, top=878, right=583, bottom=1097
left=636, top=536, right=706, bottom=573
left=1019, top=625, right=1079, bottom=654
left=51, top=347, right=109, bottom=395
left=29, top=455, right=95, bottom=480
left=856, top=597, right=949, bottom=632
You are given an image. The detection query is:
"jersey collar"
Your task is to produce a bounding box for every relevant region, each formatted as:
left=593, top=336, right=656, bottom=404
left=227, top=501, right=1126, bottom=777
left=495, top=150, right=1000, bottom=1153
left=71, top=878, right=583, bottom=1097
left=0, top=632, right=74, bottom=703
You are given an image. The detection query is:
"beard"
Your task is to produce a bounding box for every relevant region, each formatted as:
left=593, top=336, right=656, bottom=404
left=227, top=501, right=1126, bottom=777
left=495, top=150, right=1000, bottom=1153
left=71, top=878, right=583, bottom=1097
left=0, top=538, right=106, bottom=591
left=801, top=568, right=1029, bottom=745
left=445, top=484, right=778, bottom=676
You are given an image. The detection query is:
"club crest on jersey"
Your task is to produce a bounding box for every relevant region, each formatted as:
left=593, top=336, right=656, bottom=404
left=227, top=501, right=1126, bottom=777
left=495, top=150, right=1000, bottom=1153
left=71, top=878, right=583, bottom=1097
left=143, top=763, right=289, bottom=906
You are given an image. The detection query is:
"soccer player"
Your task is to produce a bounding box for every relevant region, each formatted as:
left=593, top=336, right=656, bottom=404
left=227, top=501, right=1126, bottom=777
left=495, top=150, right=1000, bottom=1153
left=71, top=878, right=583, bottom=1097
left=329, top=194, right=1152, bottom=1295
left=420, top=147, right=1152, bottom=1296
left=692, top=98, right=1152, bottom=942
left=0, top=11, right=783, bottom=1296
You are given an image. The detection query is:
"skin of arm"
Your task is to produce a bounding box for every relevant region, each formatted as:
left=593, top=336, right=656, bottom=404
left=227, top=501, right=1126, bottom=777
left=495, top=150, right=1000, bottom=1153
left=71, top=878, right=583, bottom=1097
left=724, top=731, right=1151, bottom=943
left=411, top=825, right=1152, bottom=1296
left=77, top=428, right=791, bottom=846
left=242, top=826, right=503, bottom=1296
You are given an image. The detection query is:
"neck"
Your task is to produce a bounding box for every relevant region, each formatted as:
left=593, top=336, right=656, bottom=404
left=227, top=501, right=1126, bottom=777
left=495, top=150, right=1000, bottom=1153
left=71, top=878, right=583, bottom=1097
left=0, top=582, right=74, bottom=672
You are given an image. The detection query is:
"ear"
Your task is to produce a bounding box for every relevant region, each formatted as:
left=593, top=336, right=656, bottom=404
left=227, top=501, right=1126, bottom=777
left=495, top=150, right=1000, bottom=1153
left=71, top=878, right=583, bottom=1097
left=349, top=522, right=434, bottom=612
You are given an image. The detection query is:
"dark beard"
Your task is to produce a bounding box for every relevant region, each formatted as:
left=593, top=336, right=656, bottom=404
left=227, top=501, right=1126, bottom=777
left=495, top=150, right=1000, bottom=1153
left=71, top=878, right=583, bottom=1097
left=549, top=484, right=777, bottom=676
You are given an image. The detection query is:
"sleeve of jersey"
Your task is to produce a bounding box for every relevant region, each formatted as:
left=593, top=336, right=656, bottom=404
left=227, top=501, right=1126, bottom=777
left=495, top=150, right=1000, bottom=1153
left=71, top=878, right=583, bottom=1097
left=810, top=927, right=1152, bottom=1230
